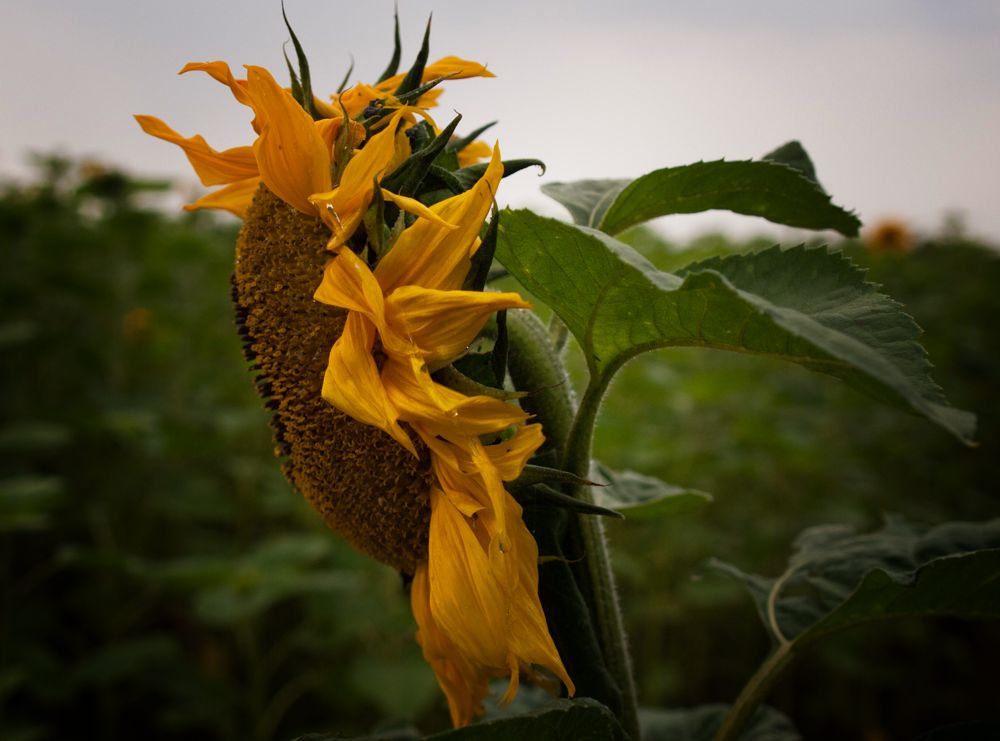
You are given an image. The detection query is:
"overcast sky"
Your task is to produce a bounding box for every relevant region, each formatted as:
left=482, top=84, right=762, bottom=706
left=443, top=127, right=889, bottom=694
left=2, top=0, right=998, bottom=241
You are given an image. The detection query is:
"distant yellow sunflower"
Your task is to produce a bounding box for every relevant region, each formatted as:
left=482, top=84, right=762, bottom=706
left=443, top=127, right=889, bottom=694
left=139, top=46, right=572, bottom=727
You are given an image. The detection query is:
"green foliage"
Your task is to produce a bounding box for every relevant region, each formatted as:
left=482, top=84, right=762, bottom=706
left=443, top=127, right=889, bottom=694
left=495, top=210, right=973, bottom=442
left=712, top=517, right=1000, bottom=645
left=590, top=462, right=712, bottom=521
left=541, top=158, right=859, bottom=236
left=0, top=162, right=441, bottom=740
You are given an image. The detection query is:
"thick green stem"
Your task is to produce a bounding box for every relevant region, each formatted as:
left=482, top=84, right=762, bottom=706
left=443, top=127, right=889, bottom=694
left=713, top=642, right=796, bottom=741
left=562, top=374, right=640, bottom=741
left=507, top=312, right=640, bottom=740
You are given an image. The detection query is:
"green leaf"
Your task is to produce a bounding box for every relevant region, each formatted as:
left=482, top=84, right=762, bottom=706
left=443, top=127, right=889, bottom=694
left=427, top=698, right=626, bottom=740
left=453, top=158, right=545, bottom=192
left=542, top=159, right=860, bottom=236
left=711, top=516, right=1000, bottom=646
left=394, top=16, right=432, bottom=97
left=641, top=704, right=800, bottom=741
left=376, top=7, right=402, bottom=83
left=540, top=179, right=627, bottom=229
left=495, top=210, right=975, bottom=443
left=762, top=141, right=818, bottom=184
left=590, top=462, right=711, bottom=520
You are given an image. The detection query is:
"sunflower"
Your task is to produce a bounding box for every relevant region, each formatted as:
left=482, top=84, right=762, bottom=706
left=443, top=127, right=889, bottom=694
left=138, top=32, right=573, bottom=728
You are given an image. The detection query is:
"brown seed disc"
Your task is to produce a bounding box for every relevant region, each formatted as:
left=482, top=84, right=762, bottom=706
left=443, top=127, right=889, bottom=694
left=233, top=185, right=431, bottom=573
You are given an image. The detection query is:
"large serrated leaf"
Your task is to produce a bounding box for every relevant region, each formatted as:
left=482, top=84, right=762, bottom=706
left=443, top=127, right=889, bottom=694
left=542, top=159, right=859, bottom=236
left=590, top=461, right=711, bottom=520
left=711, top=517, right=1000, bottom=646
left=495, top=210, right=975, bottom=443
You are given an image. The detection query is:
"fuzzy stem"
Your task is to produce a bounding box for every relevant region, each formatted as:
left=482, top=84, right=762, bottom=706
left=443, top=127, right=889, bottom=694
left=507, top=312, right=640, bottom=740
left=562, top=373, right=640, bottom=741
left=714, top=642, right=796, bottom=741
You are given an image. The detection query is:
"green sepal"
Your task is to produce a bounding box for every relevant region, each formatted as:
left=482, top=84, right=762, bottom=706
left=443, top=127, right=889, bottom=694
left=281, top=1, right=318, bottom=119
left=283, top=49, right=304, bottom=108
left=382, top=114, right=462, bottom=198
left=335, top=56, right=355, bottom=95
left=516, top=464, right=597, bottom=489
left=515, top=484, right=624, bottom=519
left=330, top=100, right=355, bottom=187
left=446, top=121, right=498, bottom=153
left=362, top=178, right=387, bottom=262
left=463, top=204, right=499, bottom=292
left=423, top=165, right=466, bottom=196
left=393, top=15, right=432, bottom=97
left=433, top=365, right=523, bottom=401
left=491, top=307, right=509, bottom=390
left=453, top=158, right=545, bottom=191
left=376, top=8, right=403, bottom=84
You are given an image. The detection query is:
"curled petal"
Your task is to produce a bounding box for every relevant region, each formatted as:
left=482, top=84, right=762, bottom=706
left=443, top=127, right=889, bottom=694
left=411, top=562, right=489, bottom=727
left=246, top=65, right=332, bottom=215
left=375, top=146, right=503, bottom=293
left=321, top=313, right=415, bottom=456
left=134, top=115, right=258, bottom=186
left=180, top=61, right=252, bottom=108
left=382, top=356, right=528, bottom=439
left=313, top=250, right=387, bottom=331
left=385, top=286, right=530, bottom=365
left=183, top=177, right=261, bottom=218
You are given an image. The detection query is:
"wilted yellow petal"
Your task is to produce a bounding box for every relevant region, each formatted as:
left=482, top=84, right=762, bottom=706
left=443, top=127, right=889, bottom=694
left=385, top=286, right=530, bottom=364
left=380, top=189, right=455, bottom=231
left=411, top=562, right=489, bottom=727
left=313, top=250, right=387, bottom=331
left=180, top=61, right=252, bottom=107
left=309, top=109, right=411, bottom=249
left=134, top=115, right=259, bottom=186
left=375, top=146, right=503, bottom=293
left=245, top=65, right=332, bottom=215
left=457, top=140, right=492, bottom=168
left=321, top=312, right=416, bottom=456
left=382, top=356, right=528, bottom=439
left=183, top=176, right=261, bottom=218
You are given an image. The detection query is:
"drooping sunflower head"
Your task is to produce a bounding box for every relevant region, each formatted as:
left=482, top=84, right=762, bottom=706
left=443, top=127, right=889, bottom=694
left=140, top=13, right=573, bottom=727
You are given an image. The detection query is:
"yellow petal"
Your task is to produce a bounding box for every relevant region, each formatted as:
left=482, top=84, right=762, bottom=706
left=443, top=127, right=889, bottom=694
left=484, top=424, right=546, bottom=482
left=313, top=250, right=387, bottom=331
left=245, top=65, right=332, bottom=215
left=411, top=562, right=489, bottom=727
left=382, top=356, right=528, bottom=439
left=457, top=140, right=492, bottom=168
left=375, top=145, right=503, bottom=293
left=180, top=61, right=252, bottom=107
left=309, top=109, right=411, bottom=249
left=423, top=56, right=496, bottom=81
left=321, top=312, right=416, bottom=456
left=380, top=189, right=455, bottom=230
left=385, top=286, right=530, bottom=364
left=135, top=115, right=259, bottom=186
left=183, top=177, right=261, bottom=218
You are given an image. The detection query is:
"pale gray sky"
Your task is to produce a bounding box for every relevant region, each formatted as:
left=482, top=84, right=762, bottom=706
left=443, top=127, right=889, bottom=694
left=2, top=1, right=998, bottom=241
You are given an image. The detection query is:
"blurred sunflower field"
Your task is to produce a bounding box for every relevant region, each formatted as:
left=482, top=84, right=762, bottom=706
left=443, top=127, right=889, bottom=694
left=1, top=158, right=997, bottom=740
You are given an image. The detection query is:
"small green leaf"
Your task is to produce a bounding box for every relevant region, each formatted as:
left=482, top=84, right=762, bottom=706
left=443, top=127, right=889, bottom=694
left=281, top=1, right=318, bottom=119
left=495, top=210, right=975, bottom=443
left=711, top=517, right=1000, bottom=646
left=590, top=462, right=711, bottom=520
left=544, top=159, right=859, bottom=236
left=453, top=159, right=545, bottom=191
left=427, top=698, right=626, bottom=740
left=641, top=704, right=800, bottom=741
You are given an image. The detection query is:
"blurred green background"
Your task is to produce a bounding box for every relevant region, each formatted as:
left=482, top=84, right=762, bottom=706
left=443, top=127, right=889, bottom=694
left=1, top=160, right=997, bottom=740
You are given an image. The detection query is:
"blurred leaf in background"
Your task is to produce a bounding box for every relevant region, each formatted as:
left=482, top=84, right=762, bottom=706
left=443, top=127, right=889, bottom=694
left=0, top=159, right=442, bottom=741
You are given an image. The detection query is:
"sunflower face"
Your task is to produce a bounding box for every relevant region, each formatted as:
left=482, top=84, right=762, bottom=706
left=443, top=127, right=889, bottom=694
left=139, top=21, right=573, bottom=728
left=234, top=186, right=432, bottom=573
